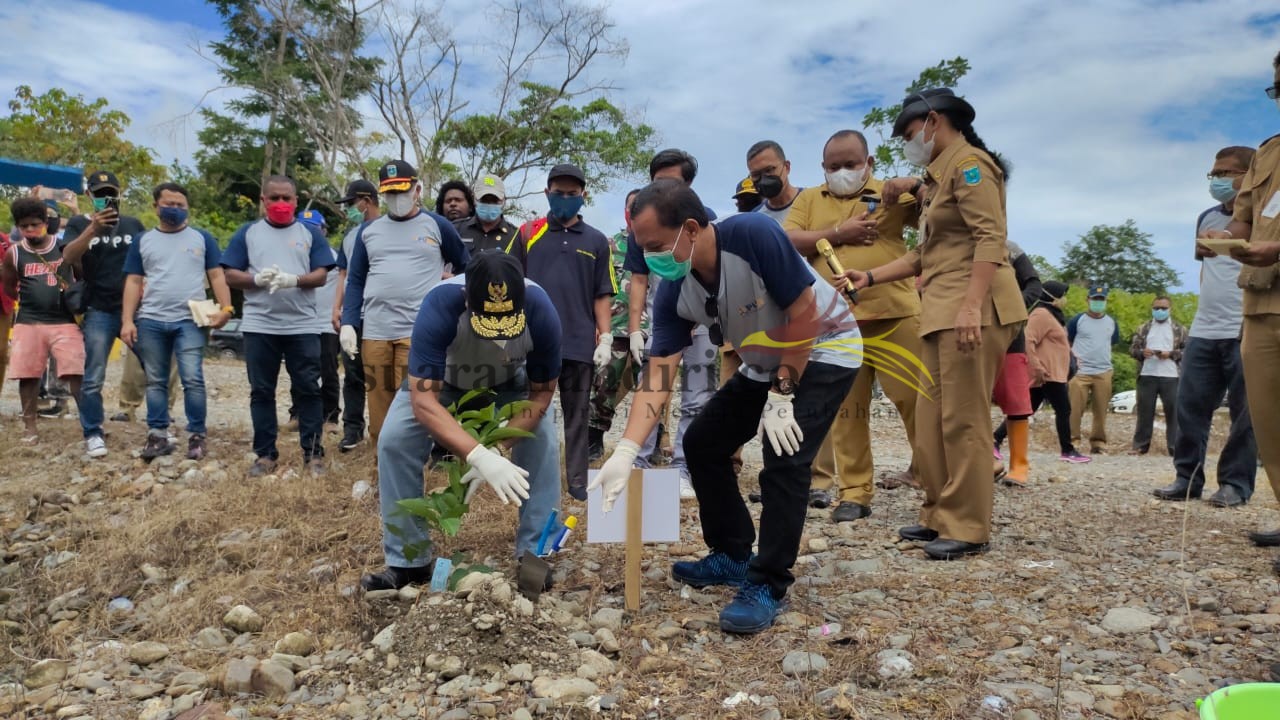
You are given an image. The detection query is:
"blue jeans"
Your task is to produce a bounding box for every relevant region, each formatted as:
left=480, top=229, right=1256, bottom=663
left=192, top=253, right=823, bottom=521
left=79, top=308, right=122, bottom=439
left=377, top=378, right=561, bottom=568
left=1173, top=337, right=1257, bottom=497
left=243, top=332, right=324, bottom=460
left=135, top=318, right=207, bottom=434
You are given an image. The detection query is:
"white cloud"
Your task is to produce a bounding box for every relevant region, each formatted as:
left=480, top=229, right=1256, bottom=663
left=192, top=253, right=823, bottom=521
left=4, top=0, right=1279, bottom=290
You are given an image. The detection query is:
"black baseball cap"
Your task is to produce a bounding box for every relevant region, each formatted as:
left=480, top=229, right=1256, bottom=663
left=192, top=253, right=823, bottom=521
left=548, top=163, right=586, bottom=187
left=466, top=252, right=527, bottom=340
left=378, top=160, right=418, bottom=193
left=86, top=170, right=120, bottom=193
left=338, top=179, right=377, bottom=204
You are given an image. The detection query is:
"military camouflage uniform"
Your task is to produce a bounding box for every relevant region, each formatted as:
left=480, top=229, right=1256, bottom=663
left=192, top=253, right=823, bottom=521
left=589, top=231, right=648, bottom=433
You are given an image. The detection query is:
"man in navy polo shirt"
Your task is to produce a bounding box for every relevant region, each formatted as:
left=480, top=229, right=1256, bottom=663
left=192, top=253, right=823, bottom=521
left=362, top=252, right=563, bottom=591
left=508, top=163, right=614, bottom=501
left=591, top=180, right=861, bottom=634
left=220, top=175, right=336, bottom=477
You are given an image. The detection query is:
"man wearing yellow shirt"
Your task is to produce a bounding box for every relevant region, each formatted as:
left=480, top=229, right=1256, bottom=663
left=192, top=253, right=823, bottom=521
left=783, top=129, right=921, bottom=522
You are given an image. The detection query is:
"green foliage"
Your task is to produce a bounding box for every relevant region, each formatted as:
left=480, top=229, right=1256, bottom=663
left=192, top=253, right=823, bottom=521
left=1061, top=285, right=1198, bottom=393
left=394, top=389, right=536, bottom=563
left=0, top=85, right=167, bottom=215
left=1057, top=220, right=1181, bottom=294
left=862, top=58, right=971, bottom=178
left=440, top=82, right=655, bottom=198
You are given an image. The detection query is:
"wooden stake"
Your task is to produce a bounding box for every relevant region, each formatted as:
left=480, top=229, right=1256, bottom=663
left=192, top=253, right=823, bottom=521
left=624, top=468, right=644, bottom=611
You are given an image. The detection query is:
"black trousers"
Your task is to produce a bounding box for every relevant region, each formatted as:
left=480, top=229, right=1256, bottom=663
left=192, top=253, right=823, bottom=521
left=559, top=359, right=594, bottom=491
left=290, top=333, right=341, bottom=424
left=1173, top=337, right=1256, bottom=497
left=1134, top=375, right=1179, bottom=454
left=683, top=362, right=857, bottom=598
left=996, top=381, right=1075, bottom=454
left=342, top=326, right=366, bottom=433
left=245, top=332, right=323, bottom=460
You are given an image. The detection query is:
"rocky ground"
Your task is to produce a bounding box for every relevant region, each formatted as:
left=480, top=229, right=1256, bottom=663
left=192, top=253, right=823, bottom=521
left=1, top=358, right=1278, bottom=719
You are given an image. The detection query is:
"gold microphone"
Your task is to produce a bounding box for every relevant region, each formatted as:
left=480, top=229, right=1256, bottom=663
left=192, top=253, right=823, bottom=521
left=816, top=238, right=857, bottom=306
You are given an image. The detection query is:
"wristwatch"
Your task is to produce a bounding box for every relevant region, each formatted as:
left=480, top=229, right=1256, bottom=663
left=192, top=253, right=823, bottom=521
left=771, top=375, right=797, bottom=396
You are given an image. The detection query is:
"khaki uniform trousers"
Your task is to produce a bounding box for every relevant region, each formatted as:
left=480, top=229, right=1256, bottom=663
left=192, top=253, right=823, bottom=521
left=1068, top=370, right=1113, bottom=448
left=1242, top=314, right=1280, bottom=502
left=812, top=316, right=922, bottom=504
left=362, top=337, right=412, bottom=445
left=120, top=348, right=178, bottom=410
left=916, top=322, right=1019, bottom=544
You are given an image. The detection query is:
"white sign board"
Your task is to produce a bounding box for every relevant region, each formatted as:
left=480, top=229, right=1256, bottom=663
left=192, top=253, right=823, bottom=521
left=585, top=468, right=681, bottom=543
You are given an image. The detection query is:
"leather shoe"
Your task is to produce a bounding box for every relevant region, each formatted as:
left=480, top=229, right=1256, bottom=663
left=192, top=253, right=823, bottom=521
left=898, top=525, right=938, bottom=542
left=831, top=502, right=871, bottom=522
left=1152, top=482, right=1201, bottom=501
left=1248, top=529, right=1280, bottom=547
left=808, top=489, right=833, bottom=509
left=361, top=564, right=433, bottom=591
left=1205, top=486, right=1246, bottom=508
left=924, top=538, right=989, bottom=560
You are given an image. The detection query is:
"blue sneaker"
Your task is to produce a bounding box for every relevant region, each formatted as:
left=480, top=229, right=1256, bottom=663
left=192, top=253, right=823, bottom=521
left=719, top=582, right=786, bottom=634
left=671, top=551, right=750, bottom=588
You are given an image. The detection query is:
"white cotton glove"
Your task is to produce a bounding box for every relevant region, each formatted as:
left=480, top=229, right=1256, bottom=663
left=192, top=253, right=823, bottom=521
left=462, top=445, right=530, bottom=506
left=628, top=330, right=646, bottom=365
left=587, top=439, right=639, bottom=513
left=267, top=265, right=299, bottom=294
left=339, top=325, right=359, bottom=358
left=593, top=335, right=613, bottom=370
left=253, top=266, right=279, bottom=287
left=758, top=391, right=804, bottom=456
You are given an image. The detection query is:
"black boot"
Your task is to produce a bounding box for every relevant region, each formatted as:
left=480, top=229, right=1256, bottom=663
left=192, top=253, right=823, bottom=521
left=361, top=564, right=434, bottom=591
left=588, top=428, right=605, bottom=462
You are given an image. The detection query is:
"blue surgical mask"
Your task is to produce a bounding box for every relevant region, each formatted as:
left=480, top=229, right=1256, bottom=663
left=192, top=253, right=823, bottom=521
left=644, top=225, right=692, bottom=281
left=475, top=202, right=503, bottom=223
left=1209, top=177, right=1237, bottom=203
left=547, top=193, right=584, bottom=221
left=157, top=206, right=188, bottom=227
left=1089, top=300, right=1107, bottom=314
left=1152, top=308, right=1170, bottom=322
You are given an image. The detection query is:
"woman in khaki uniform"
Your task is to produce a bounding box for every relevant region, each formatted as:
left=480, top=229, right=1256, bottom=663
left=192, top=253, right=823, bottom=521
left=835, top=88, right=1026, bottom=559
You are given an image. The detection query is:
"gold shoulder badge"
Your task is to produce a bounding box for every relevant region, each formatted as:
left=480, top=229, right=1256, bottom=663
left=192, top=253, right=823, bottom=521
left=484, top=282, right=514, bottom=313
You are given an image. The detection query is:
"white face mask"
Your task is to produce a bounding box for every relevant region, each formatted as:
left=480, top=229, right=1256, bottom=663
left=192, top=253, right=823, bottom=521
left=825, top=165, right=868, bottom=197
left=903, top=118, right=936, bottom=167
left=384, top=186, right=418, bottom=217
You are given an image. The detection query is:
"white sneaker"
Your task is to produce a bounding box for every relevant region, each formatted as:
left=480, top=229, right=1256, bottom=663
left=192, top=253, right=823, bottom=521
left=86, top=435, right=108, bottom=458
left=679, top=473, right=696, bottom=500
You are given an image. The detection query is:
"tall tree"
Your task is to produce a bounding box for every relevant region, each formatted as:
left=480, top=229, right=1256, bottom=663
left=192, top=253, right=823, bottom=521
left=862, top=57, right=971, bottom=178
left=0, top=85, right=166, bottom=210
left=1058, top=220, right=1181, bottom=294
left=371, top=0, right=654, bottom=197
left=207, top=0, right=382, bottom=194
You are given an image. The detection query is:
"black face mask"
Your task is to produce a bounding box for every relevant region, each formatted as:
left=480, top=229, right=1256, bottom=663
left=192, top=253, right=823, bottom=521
left=755, top=175, right=784, bottom=199
left=46, top=217, right=61, bottom=235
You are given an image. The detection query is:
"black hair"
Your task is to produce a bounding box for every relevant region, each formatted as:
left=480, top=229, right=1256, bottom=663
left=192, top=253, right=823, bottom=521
left=625, top=187, right=642, bottom=211
left=10, top=197, right=48, bottom=224
left=435, top=180, right=475, bottom=216
left=937, top=108, right=1012, bottom=181
left=263, top=175, right=297, bottom=193
left=1153, top=295, right=1171, bottom=303
left=631, top=179, right=709, bottom=230
left=648, top=148, right=698, bottom=183
left=152, top=182, right=190, bottom=202
left=1274, top=48, right=1280, bottom=68
left=1216, top=145, right=1255, bottom=170
left=823, top=130, right=870, bottom=157
left=747, top=140, right=786, bottom=163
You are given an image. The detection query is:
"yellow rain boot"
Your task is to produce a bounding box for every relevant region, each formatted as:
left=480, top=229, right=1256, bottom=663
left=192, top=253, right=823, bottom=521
left=1004, top=419, right=1030, bottom=487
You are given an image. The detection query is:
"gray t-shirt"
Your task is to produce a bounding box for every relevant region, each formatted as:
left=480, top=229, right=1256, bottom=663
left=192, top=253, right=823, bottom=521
left=123, top=227, right=221, bottom=323
left=312, top=246, right=340, bottom=335
left=340, top=210, right=469, bottom=341
left=220, top=219, right=335, bottom=335
left=1069, top=313, right=1118, bottom=375
left=754, top=188, right=802, bottom=225
left=1191, top=205, right=1244, bottom=340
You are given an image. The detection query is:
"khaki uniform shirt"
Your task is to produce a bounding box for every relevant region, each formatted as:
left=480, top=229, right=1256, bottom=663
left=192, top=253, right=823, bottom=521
left=783, top=176, right=922, bottom=322
left=1233, top=132, right=1280, bottom=316
left=905, top=139, right=1026, bottom=337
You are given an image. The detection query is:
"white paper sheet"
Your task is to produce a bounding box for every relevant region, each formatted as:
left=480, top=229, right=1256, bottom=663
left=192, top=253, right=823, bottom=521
left=585, top=468, right=681, bottom=543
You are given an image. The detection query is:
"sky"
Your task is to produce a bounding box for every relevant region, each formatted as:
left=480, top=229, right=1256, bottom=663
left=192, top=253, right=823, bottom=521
left=2, top=0, right=1279, bottom=291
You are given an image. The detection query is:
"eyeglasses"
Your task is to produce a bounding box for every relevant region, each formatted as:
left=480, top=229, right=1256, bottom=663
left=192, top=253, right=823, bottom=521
left=1206, top=169, right=1246, bottom=179
left=704, top=295, right=724, bottom=347
left=1267, top=84, right=1280, bottom=100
